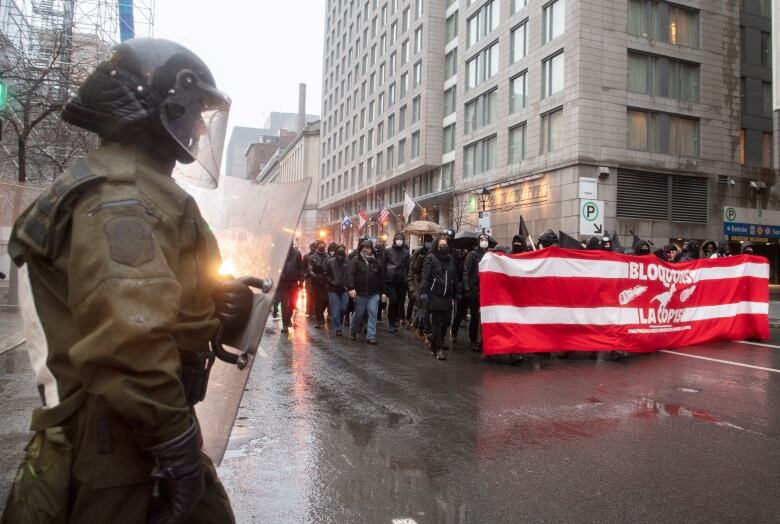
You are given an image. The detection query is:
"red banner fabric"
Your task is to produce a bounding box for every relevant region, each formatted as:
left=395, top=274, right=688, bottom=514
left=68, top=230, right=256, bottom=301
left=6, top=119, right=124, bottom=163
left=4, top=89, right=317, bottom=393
left=479, top=247, right=769, bottom=355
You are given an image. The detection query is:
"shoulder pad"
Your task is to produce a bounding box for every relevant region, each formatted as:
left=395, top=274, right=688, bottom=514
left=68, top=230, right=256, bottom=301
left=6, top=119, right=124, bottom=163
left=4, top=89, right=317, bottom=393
left=9, top=160, right=105, bottom=263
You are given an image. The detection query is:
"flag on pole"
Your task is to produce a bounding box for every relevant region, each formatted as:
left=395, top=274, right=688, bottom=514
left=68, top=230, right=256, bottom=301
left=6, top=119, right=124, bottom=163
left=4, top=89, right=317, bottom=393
left=378, top=202, right=390, bottom=225
left=341, top=211, right=353, bottom=231
left=358, top=206, right=370, bottom=229
left=403, top=190, right=416, bottom=222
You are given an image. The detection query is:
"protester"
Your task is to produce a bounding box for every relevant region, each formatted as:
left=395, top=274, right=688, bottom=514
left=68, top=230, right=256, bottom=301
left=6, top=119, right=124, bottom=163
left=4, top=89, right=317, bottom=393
left=348, top=239, right=386, bottom=344
left=634, top=240, right=652, bottom=256
left=327, top=242, right=339, bottom=259
left=420, top=237, right=460, bottom=360
left=461, top=234, right=490, bottom=352
left=303, top=242, right=318, bottom=316
left=308, top=241, right=329, bottom=328
left=718, top=241, right=732, bottom=257
left=326, top=245, right=350, bottom=336
left=408, top=241, right=431, bottom=340
left=702, top=240, right=718, bottom=259
left=586, top=237, right=601, bottom=250
left=599, top=235, right=613, bottom=251
left=280, top=244, right=304, bottom=333
left=511, top=234, right=525, bottom=254
left=742, top=242, right=755, bottom=255
left=537, top=229, right=560, bottom=248
left=680, top=240, right=701, bottom=261
left=384, top=232, right=411, bottom=334
left=450, top=246, right=470, bottom=345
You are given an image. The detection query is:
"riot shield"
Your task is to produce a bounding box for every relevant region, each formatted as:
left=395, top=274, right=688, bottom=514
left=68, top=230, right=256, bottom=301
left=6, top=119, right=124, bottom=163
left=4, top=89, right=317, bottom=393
left=192, top=175, right=310, bottom=465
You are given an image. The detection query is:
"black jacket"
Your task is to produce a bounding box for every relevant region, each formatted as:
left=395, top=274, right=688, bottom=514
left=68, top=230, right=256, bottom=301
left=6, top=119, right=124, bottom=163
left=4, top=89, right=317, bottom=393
left=406, top=247, right=428, bottom=302
left=326, top=256, right=349, bottom=293
left=421, top=251, right=459, bottom=311
left=307, top=251, right=329, bottom=285
left=384, top=245, right=410, bottom=284
left=280, top=247, right=303, bottom=283
left=348, top=254, right=385, bottom=296
left=463, top=247, right=486, bottom=297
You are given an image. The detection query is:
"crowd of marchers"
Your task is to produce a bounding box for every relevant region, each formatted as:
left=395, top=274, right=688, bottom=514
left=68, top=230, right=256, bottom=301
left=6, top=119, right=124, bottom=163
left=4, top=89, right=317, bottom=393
left=273, top=229, right=760, bottom=362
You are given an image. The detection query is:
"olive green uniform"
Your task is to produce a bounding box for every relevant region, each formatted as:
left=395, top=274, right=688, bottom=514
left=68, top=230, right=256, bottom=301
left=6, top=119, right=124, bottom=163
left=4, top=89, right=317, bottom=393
left=3, top=143, right=234, bottom=522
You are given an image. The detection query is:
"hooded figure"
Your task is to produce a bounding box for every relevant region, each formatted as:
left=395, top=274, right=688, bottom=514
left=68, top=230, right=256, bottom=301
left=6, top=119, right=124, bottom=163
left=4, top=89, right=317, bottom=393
left=327, top=242, right=339, bottom=258
left=511, top=234, right=525, bottom=254
left=701, top=240, right=718, bottom=259
left=634, top=240, right=652, bottom=256
left=586, top=237, right=601, bottom=250
left=600, top=235, right=613, bottom=251
left=408, top=241, right=431, bottom=338
left=384, top=232, right=411, bottom=332
left=420, top=236, right=460, bottom=360
left=460, top=233, right=490, bottom=352
left=680, top=240, right=701, bottom=261
left=537, top=229, right=559, bottom=249
left=347, top=239, right=386, bottom=344
left=741, top=242, right=755, bottom=255
left=661, top=243, right=680, bottom=263
left=717, top=240, right=732, bottom=257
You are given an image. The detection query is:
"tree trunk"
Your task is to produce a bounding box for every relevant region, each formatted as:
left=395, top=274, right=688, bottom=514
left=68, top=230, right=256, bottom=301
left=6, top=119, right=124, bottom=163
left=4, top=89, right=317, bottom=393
left=17, top=134, right=26, bottom=183
left=5, top=185, right=26, bottom=308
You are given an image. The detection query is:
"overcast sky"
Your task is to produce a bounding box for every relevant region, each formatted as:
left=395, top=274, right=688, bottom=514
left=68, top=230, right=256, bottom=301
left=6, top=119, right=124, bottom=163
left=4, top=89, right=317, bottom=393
left=154, top=1, right=325, bottom=131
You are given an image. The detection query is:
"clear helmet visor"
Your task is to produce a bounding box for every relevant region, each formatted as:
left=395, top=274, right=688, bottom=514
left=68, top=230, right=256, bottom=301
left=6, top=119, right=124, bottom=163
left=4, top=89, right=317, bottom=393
left=161, top=70, right=231, bottom=188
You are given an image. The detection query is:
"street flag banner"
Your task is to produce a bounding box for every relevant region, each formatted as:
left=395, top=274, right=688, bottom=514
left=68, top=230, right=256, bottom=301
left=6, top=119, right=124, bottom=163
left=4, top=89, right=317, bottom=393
left=358, top=207, right=370, bottom=229
left=403, top=191, right=416, bottom=222
left=341, top=212, right=353, bottom=230
left=479, top=248, right=769, bottom=355
left=379, top=203, right=390, bottom=224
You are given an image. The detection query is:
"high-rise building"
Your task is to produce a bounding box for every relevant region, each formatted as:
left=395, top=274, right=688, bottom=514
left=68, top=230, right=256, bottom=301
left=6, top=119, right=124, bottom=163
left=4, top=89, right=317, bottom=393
left=319, top=0, right=779, bottom=277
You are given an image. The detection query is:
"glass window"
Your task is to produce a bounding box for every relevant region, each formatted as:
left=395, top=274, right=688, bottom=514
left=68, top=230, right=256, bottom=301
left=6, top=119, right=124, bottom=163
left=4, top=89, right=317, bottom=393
left=413, top=60, right=423, bottom=87
left=377, top=122, right=384, bottom=143
left=443, top=124, right=455, bottom=152
left=412, top=131, right=420, bottom=158
left=762, top=132, right=772, bottom=168
left=442, top=162, right=454, bottom=189
left=416, top=0, right=424, bottom=18
left=511, top=72, right=527, bottom=112
left=511, top=0, right=527, bottom=13
left=367, top=128, right=374, bottom=150
left=387, top=145, right=395, bottom=169
left=400, top=104, right=407, bottom=129
left=542, top=0, right=565, bottom=44
left=540, top=108, right=562, bottom=153
left=388, top=113, right=396, bottom=136
left=445, top=48, right=458, bottom=79
left=399, top=138, right=406, bottom=163
left=466, top=41, right=499, bottom=89
left=367, top=157, right=373, bottom=178
left=629, top=0, right=698, bottom=48
left=761, top=32, right=772, bottom=67
left=414, top=26, right=423, bottom=54
left=669, top=115, right=699, bottom=157
left=463, top=135, right=497, bottom=177
left=668, top=59, right=699, bottom=103
left=509, top=123, right=526, bottom=164
left=402, top=40, right=410, bottom=64
left=467, top=0, right=500, bottom=48
left=627, top=109, right=659, bottom=153
left=764, top=82, right=773, bottom=117
left=511, top=21, right=528, bottom=63
left=401, top=72, right=409, bottom=96
left=402, top=7, right=410, bottom=31
left=412, top=95, right=421, bottom=123
left=669, top=4, right=699, bottom=48
left=446, top=14, right=458, bottom=42
left=444, top=86, right=457, bottom=116
left=377, top=152, right=383, bottom=175
left=542, top=52, right=564, bottom=97
left=464, top=88, right=497, bottom=133
left=389, top=82, right=396, bottom=105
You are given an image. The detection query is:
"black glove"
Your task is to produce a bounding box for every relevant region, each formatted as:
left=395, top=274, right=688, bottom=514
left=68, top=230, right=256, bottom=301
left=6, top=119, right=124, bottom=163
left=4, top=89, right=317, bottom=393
left=212, top=278, right=253, bottom=332
left=145, top=420, right=204, bottom=524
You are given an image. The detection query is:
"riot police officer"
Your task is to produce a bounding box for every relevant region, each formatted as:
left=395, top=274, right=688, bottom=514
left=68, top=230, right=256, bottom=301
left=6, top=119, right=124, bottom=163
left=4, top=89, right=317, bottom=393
left=3, top=39, right=237, bottom=523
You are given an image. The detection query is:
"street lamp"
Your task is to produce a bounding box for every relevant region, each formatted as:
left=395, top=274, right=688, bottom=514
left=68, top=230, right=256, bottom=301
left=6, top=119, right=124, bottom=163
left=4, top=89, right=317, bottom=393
left=478, top=187, right=491, bottom=212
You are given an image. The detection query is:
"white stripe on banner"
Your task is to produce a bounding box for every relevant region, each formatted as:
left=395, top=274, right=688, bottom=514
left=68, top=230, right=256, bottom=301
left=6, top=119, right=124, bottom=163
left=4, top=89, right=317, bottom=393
left=480, top=254, right=629, bottom=279
left=481, top=302, right=768, bottom=326
left=696, top=263, right=769, bottom=281
left=480, top=253, right=768, bottom=281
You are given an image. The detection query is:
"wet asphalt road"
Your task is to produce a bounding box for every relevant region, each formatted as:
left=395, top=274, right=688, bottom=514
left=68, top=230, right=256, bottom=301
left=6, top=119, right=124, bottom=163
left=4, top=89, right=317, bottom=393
left=1, top=314, right=779, bottom=523
left=217, top=316, right=780, bottom=523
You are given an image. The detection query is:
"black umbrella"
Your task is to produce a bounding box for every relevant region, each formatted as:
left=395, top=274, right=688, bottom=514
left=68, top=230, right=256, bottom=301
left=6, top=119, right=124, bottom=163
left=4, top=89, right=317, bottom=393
left=453, top=230, right=497, bottom=250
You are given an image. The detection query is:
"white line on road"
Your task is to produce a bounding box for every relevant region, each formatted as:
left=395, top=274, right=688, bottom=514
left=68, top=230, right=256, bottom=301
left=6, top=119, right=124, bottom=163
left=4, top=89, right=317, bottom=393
left=391, top=520, right=418, bottom=524
left=738, top=340, right=780, bottom=350
left=659, top=350, right=780, bottom=374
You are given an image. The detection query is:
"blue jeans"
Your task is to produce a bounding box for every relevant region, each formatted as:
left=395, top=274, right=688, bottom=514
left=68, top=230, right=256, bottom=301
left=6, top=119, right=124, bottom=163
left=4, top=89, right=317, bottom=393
left=328, top=291, right=349, bottom=330
left=351, top=294, right=380, bottom=340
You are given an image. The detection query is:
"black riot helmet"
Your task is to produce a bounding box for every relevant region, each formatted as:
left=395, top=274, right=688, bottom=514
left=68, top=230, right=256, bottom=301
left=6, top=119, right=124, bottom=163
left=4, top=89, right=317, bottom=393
left=62, top=38, right=231, bottom=188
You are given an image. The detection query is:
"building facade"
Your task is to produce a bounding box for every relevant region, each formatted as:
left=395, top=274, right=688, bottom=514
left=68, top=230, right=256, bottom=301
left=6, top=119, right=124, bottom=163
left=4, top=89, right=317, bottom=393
left=255, top=121, right=322, bottom=243
left=319, top=0, right=779, bottom=278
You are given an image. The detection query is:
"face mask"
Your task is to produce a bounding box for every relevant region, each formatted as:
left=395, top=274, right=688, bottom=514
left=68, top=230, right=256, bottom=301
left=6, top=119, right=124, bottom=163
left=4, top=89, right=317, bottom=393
left=395, top=239, right=403, bottom=247
left=438, top=245, right=450, bottom=255
left=336, top=251, right=346, bottom=260
left=361, top=249, right=373, bottom=258
left=479, top=241, right=489, bottom=249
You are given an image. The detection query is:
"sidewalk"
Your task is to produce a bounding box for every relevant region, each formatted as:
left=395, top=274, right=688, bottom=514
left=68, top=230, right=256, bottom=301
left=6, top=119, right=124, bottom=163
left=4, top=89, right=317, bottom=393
left=0, top=308, right=24, bottom=352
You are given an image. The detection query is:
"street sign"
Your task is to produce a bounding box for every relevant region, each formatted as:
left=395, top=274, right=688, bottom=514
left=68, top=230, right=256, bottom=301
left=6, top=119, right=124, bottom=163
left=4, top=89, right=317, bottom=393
left=478, top=211, right=491, bottom=230
left=579, top=199, right=604, bottom=236
left=578, top=177, right=598, bottom=200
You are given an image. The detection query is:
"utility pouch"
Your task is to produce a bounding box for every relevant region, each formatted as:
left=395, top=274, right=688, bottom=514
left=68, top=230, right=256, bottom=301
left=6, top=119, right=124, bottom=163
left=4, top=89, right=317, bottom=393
left=1, top=427, right=72, bottom=524
left=180, top=350, right=216, bottom=406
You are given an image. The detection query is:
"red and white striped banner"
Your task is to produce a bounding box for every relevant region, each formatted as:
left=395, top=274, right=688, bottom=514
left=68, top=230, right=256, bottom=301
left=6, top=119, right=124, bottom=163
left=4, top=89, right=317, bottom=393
left=479, top=248, right=769, bottom=355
